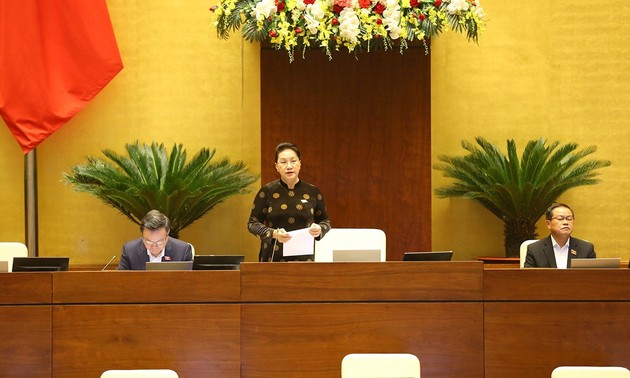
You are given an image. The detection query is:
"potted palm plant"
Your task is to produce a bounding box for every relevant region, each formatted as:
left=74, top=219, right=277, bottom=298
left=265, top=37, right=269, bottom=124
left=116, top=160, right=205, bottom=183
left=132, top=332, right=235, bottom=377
left=64, top=141, right=258, bottom=238
left=433, top=137, right=611, bottom=257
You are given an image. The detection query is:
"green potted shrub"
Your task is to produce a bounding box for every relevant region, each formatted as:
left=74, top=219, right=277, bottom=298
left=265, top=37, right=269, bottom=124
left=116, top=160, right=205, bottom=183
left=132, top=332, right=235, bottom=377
left=64, top=141, right=258, bottom=238
left=433, top=137, right=611, bottom=257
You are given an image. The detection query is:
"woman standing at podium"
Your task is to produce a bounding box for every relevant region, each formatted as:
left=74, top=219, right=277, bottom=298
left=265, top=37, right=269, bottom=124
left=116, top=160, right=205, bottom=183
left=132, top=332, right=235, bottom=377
left=247, top=142, right=331, bottom=262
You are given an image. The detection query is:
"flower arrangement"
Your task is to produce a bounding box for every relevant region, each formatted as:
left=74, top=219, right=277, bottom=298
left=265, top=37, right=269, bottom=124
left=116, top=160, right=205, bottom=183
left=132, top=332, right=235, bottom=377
left=211, top=0, right=485, bottom=61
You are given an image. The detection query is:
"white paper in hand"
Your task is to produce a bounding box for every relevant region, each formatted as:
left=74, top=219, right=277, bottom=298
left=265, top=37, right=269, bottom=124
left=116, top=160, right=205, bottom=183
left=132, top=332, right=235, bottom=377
left=282, top=227, right=314, bottom=256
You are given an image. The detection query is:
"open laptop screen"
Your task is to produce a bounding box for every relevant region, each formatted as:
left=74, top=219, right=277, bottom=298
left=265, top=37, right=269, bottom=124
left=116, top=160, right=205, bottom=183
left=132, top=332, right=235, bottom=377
left=332, top=249, right=382, bottom=262
left=403, top=251, right=453, bottom=261
left=12, top=257, right=69, bottom=272
left=145, top=261, right=193, bottom=271
left=193, top=255, right=244, bottom=270
left=570, top=258, right=620, bottom=269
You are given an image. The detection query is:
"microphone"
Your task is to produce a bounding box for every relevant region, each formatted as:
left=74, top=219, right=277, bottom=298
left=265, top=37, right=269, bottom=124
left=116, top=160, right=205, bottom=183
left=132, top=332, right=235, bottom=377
left=101, top=255, right=116, bottom=271
left=271, top=238, right=278, bottom=262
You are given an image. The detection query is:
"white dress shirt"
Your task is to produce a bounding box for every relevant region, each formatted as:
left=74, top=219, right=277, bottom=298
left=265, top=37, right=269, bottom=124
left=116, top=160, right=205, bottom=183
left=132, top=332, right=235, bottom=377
left=147, top=249, right=165, bottom=262
left=551, top=235, right=570, bottom=269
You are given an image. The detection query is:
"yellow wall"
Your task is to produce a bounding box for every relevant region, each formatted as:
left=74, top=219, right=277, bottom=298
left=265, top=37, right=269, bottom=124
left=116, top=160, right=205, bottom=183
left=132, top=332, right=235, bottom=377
left=3, top=0, right=629, bottom=264
left=0, top=126, right=24, bottom=241
left=0, top=1, right=262, bottom=263
left=431, top=0, right=630, bottom=260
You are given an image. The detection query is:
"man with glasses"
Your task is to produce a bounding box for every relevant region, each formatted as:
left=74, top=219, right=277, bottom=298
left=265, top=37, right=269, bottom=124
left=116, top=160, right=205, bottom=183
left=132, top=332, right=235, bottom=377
left=117, top=210, right=193, bottom=270
left=524, top=203, right=596, bottom=268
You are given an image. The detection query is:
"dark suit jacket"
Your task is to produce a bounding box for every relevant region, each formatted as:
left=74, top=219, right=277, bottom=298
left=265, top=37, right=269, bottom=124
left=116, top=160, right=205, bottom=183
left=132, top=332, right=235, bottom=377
left=117, top=237, right=193, bottom=270
left=524, top=235, right=595, bottom=268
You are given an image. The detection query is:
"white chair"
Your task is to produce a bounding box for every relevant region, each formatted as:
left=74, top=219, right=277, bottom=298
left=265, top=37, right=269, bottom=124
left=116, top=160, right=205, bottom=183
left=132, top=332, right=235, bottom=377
left=314, top=228, right=386, bottom=262
left=341, top=353, right=420, bottom=378
left=519, top=239, right=537, bottom=268
left=551, top=366, right=630, bottom=377
left=100, top=369, right=178, bottom=378
left=0, top=242, right=28, bottom=272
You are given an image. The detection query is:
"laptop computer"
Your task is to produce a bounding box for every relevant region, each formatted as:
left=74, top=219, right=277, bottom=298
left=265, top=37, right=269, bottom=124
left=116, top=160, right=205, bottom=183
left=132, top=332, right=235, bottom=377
left=403, top=251, right=453, bottom=261
left=193, top=255, right=244, bottom=270
left=570, top=258, right=620, bottom=269
left=12, top=257, right=69, bottom=271
left=145, top=261, right=193, bottom=271
left=332, top=249, right=382, bottom=262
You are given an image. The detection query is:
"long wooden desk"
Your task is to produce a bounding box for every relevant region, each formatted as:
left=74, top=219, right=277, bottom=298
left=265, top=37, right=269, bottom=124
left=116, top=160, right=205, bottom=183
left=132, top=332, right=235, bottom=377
left=0, top=273, right=52, bottom=377
left=484, top=269, right=630, bottom=378
left=1, top=264, right=629, bottom=377
left=52, top=271, right=241, bottom=377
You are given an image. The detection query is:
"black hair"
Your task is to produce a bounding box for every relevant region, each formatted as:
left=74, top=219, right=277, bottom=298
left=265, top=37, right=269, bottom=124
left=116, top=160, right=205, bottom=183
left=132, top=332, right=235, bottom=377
left=274, top=142, right=301, bottom=162
left=140, top=210, right=170, bottom=233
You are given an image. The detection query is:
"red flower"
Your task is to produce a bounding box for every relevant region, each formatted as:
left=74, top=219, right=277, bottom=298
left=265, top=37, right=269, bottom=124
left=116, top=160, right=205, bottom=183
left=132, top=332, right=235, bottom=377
left=275, top=0, right=286, bottom=11
left=333, top=4, right=343, bottom=13
left=376, top=18, right=382, bottom=25
left=304, top=0, right=315, bottom=4
left=269, top=30, right=278, bottom=37
left=331, top=18, right=339, bottom=25
left=418, top=13, right=426, bottom=20
left=359, top=0, right=371, bottom=8
left=434, top=0, right=442, bottom=7
left=410, top=0, right=419, bottom=7
left=373, top=3, right=385, bottom=14
left=295, top=26, right=303, bottom=34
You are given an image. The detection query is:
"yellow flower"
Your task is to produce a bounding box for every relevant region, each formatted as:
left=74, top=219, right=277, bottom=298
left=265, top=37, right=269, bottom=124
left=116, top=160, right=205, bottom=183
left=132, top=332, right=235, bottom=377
left=212, top=0, right=486, bottom=59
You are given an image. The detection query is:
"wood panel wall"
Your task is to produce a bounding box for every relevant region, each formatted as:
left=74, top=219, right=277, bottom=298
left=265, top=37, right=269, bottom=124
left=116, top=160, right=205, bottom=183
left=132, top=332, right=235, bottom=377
left=260, top=47, right=432, bottom=260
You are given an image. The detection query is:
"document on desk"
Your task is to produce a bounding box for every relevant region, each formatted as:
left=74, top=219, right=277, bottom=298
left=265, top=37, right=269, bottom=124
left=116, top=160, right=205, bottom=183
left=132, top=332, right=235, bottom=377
left=282, top=227, right=314, bottom=256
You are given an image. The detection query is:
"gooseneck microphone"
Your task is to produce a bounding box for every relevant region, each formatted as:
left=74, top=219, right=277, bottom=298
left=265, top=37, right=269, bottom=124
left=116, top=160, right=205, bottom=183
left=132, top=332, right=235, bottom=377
left=101, top=255, right=116, bottom=271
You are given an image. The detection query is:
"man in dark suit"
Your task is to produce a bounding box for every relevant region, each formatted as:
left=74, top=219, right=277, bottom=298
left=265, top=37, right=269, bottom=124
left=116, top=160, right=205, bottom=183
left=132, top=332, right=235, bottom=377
left=525, top=203, right=595, bottom=268
left=117, top=210, right=193, bottom=270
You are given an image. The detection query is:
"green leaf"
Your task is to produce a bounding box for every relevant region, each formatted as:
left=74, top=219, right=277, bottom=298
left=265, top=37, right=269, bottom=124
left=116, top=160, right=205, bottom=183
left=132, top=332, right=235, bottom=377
left=63, top=142, right=260, bottom=237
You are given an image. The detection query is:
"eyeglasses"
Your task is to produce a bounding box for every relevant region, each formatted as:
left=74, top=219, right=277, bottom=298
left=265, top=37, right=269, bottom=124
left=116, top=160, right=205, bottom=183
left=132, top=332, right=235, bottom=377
left=551, top=216, right=574, bottom=222
left=143, top=238, right=167, bottom=247
left=277, top=160, right=300, bottom=168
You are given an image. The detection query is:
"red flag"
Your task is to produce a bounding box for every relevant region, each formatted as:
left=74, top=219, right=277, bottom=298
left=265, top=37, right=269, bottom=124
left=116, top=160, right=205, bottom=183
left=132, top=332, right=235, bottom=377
left=0, top=0, right=123, bottom=154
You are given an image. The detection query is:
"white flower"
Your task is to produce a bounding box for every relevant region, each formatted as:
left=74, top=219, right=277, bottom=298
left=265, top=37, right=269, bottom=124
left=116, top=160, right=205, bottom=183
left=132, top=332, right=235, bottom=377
left=338, top=7, right=360, bottom=43
left=385, top=0, right=397, bottom=9
left=305, top=2, right=326, bottom=34
left=250, top=0, right=277, bottom=21
left=446, top=0, right=469, bottom=14
left=304, top=13, right=320, bottom=34
left=474, top=1, right=485, bottom=19
left=295, top=0, right=307, bottom=10
left=382, top=2, right=401, bottom=39
left=308, top=2, right=326, bottom=19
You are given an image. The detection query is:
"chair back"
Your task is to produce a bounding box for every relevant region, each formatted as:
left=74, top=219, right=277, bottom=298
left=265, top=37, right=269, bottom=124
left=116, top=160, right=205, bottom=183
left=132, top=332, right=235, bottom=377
left=314, top=228, right=386, bottom=262
left=341, top=353, right=420, bottom=378
left=0, top=242, right=28, bottom=272
left=100, top=369, right=178, bottom=378
left=519, top=239, right=537, bottom=268
left=551, top=366, right=630, bottom=377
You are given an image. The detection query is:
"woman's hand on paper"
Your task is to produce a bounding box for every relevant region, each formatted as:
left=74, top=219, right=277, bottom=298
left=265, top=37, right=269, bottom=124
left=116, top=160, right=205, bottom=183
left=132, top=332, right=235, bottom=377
left=309, top=223, right=322, bottom=238
left=274, top=228, right=292, bottom=243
